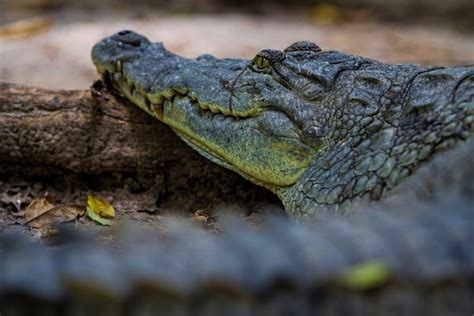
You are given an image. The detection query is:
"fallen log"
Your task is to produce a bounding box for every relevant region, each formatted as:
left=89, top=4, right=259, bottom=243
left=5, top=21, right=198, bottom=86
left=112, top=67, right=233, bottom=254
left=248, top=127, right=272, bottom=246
left=0, top=81, right=277, bottom=212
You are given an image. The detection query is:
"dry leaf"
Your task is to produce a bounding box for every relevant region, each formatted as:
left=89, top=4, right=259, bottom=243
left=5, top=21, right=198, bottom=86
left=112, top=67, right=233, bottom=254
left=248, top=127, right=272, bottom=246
left=26, top=205, right=84, bottom=229
left=311, top=4, right=342, bottom=26
left=192, top=209, right=216, bottom=226
left=44, top=193, right=57, bottom=203
left=87, top=195, right=116, bottom=218
left=24, top=197, right=55, bottom=223
left=0, top=16, right=54, bottom=39
left=192, top=214, right=209, bottom=225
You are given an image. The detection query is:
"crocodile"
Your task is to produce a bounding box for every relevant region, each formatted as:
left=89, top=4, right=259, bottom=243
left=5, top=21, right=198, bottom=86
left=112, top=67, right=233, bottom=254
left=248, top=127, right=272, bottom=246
left=0, top=31, right=473, bottom=315
left=91, top=30, right=473, bottom=218
left=1, top=209, right=473, bottom=316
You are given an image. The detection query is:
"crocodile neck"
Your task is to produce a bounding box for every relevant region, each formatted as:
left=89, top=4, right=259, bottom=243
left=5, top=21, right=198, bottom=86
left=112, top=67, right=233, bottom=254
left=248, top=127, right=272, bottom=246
left=279, top=65, right=473, bottom=218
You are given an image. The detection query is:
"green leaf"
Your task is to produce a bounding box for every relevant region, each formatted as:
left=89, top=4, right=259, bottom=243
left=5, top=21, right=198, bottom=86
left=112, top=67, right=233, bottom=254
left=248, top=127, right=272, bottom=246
left=342, top=261, right=392, bottom=290
left=86, top=207, right=112, bottom=226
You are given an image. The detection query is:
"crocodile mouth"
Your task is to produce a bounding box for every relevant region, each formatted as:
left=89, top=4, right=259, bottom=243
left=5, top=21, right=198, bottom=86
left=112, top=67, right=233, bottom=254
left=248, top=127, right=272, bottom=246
left=100, top=62, right=269, bottom=184
left=101, top=60, right=265, bottom=122
left=101, top=63, right=166, bottom=120
left=100, top=60, right=315, bottom=189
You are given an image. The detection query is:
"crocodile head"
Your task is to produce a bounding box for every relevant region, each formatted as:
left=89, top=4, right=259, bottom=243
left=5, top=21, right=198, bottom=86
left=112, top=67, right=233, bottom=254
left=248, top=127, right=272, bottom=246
left=91, top=30, right=359, bottom=190
left=92, top=31, right=473, bottom=216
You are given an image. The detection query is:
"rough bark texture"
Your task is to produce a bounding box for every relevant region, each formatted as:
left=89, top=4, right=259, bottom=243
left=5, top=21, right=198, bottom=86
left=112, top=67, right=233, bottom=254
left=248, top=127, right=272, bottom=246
left=0, top=82, right=278, bottom=213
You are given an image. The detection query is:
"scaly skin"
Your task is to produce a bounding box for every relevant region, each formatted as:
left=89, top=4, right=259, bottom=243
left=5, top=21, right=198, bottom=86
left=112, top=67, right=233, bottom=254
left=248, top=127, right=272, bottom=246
left=91, top=30, right=473, bottom=218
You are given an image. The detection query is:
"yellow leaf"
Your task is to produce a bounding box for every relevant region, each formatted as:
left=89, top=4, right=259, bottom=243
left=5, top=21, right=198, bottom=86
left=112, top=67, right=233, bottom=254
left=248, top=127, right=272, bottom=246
left=87, top=195, right=115, bottom=218
left=311, top=4, right=341, bottom=26
left=342, top=261, right=392, bottom=290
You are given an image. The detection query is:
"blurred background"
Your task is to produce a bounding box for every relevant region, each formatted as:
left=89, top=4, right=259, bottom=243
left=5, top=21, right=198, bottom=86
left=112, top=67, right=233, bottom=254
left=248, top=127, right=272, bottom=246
left=0, top=0, right=473, bottom=89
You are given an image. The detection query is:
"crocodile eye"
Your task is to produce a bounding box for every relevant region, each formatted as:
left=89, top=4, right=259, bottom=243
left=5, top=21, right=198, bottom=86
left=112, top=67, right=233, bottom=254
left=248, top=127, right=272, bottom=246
left=253, top=50, right=283, bottom=70
left=254, top=55, right=271, bottom=69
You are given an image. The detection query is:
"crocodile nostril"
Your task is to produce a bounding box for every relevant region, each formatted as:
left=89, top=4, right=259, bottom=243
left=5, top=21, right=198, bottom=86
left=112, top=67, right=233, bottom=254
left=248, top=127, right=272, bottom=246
left=111, top=30, right=151, bottom=48
left=115, top=30, right=142, bottom=47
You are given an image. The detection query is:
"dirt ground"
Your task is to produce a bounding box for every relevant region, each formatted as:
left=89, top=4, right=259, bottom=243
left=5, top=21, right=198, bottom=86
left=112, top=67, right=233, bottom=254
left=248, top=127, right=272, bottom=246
left=0, top=10, right=473, bottom=238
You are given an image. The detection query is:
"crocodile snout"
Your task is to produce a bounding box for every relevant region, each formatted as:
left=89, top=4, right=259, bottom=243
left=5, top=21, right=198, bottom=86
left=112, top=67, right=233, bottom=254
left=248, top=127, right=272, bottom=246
left=91, top=30, right=150, bottom=74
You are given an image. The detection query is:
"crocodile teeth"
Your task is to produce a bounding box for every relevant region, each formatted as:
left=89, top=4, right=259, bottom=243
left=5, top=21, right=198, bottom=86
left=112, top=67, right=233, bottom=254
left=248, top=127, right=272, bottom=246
left=148, top=94, right=164, bottom=105
left=176, top=88, right=189, bottom=95
left=154, top=104, right=164, bottom=120
left=209, top=105, right=220, bottom=114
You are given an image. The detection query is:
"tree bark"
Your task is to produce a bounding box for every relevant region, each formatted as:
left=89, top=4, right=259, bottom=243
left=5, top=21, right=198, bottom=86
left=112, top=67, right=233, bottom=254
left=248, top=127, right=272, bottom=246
left=0, top=81, right=194, bottom=174
left=0, top=82, right=277, bottom=211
